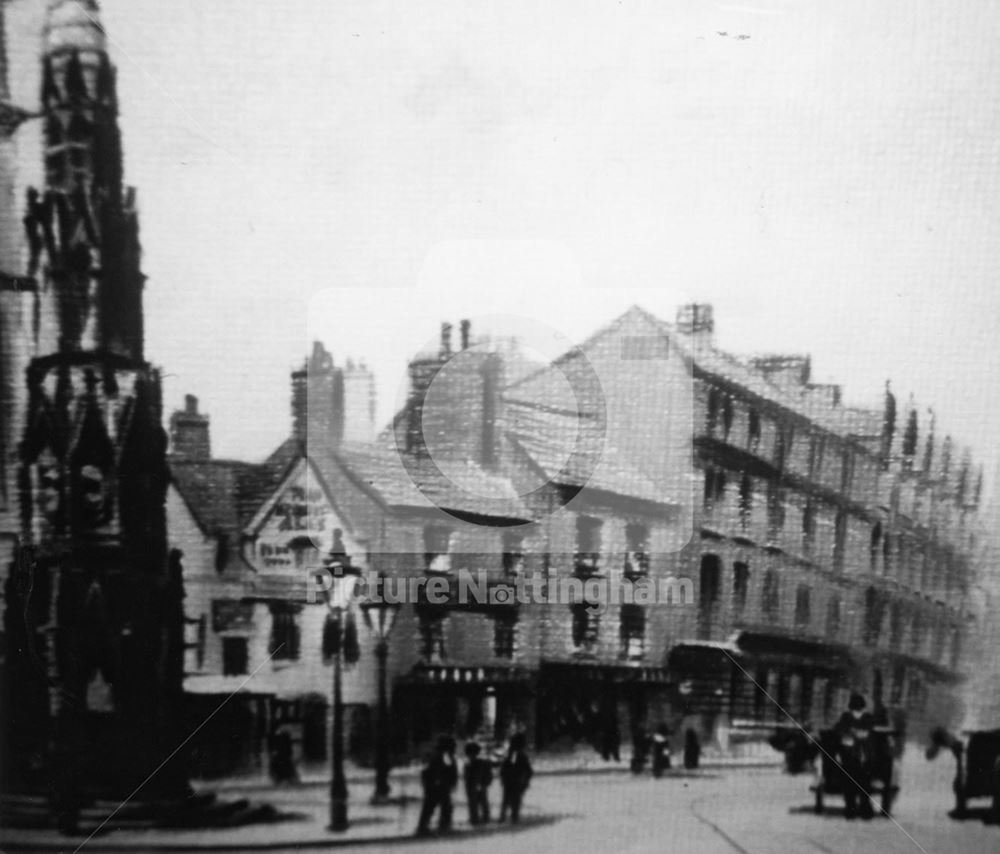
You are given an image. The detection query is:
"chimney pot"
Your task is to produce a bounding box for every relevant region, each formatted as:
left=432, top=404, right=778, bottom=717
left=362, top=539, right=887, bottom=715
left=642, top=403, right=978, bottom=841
left=170, top=395, right=211, bottom=460
left=440, top=322, right=453, bottom=359
left=460, top=319, right=471, bottom=350
left=675, top=303, right=714, bottom=339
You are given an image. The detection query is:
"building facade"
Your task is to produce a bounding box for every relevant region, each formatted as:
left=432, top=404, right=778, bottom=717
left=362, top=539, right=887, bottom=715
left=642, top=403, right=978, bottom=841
left=667, top=304, right=982, bottom=749
left=169, top=305, right=987, bottom=772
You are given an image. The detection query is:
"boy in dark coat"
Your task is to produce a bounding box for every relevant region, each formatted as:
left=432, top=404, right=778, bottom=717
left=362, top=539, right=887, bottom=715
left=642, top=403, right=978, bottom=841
left=499, top=733, right=533, bottom=823
left=416, top=736, right=458, bottom=835
left=463, top=742, right=493, bottom=825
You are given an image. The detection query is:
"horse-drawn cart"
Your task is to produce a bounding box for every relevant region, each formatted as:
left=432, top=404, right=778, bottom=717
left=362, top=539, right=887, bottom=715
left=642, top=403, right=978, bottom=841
left=811, top=727, right=901, bottom=818
left=927, top=727, right=1000, bottom=820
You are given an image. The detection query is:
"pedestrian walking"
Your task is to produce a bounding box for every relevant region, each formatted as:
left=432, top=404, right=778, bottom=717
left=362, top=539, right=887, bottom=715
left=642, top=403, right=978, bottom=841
left=499, top=732, right=533, bottom=823
left=683, top=728, right=701, bottom=770
left=651, top=724, right=672, bottom=778
left=416, top=736, right=458, bottom=836
left=463, top=741, right=493, bottom=825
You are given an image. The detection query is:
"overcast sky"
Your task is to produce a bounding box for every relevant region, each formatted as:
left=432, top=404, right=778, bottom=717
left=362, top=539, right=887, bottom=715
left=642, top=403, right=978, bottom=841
left=8, top=1, right=1000, bottom=495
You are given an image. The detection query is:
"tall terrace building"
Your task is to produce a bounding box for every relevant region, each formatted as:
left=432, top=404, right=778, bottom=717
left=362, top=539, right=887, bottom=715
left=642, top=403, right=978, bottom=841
left=658, top=304, right=982, bottom=747
left=381, top=305, right=986, bottom=753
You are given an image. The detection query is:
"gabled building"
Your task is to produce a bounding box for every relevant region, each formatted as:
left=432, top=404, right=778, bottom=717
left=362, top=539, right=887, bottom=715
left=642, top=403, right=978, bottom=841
left=168, top=342, right=540, bottom=774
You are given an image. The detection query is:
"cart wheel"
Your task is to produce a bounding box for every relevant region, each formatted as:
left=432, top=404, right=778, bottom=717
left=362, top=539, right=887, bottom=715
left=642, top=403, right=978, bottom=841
left=814, top=788, right=824, bottom=815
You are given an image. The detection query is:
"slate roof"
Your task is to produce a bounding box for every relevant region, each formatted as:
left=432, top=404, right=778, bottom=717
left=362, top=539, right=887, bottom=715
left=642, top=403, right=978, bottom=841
left=169, top=442, right=300, bottom=539
left=504, top=400, right=673, bottom=506
left=508, top=304, right=884, bottom=448
left=317, top=441, right=533, bottom=521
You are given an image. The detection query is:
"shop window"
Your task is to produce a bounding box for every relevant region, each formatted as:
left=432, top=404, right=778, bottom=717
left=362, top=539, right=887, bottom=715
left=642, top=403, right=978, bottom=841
left=222, top=636, right=248, bottom=676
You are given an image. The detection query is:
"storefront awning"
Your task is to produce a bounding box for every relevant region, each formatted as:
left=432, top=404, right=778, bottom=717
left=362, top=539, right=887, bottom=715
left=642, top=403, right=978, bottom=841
left=540, top=660, right=673, bottom=685
left=733, top=630, right=854, bottom=672
left=403, top=664, right=535, bottom=686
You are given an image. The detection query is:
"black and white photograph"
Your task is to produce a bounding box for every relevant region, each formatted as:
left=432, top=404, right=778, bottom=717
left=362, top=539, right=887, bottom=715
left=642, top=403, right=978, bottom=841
left=1, top=1, right=999, bottom=852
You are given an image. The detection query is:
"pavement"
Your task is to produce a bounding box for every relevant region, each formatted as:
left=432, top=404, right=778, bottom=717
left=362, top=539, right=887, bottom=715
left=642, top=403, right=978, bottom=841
left=0, top=749, right=778, bottom=853
left=4, top=742, right=993, bottom=853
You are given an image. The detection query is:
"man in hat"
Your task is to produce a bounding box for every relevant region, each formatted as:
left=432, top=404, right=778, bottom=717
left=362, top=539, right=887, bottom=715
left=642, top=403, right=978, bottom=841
left=416, top=736, right=458, bottom=835
left=463, top=741, right=493, bottom=825
left=499, top=733, right=533, bottom=823
left=836, top=693, right=875, bottom=819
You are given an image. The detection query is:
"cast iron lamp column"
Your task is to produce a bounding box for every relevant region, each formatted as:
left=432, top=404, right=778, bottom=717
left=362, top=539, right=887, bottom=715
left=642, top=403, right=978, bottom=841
left=322, top=557, right=361, bottom=832
left=360, top=577, right=402, bottom=804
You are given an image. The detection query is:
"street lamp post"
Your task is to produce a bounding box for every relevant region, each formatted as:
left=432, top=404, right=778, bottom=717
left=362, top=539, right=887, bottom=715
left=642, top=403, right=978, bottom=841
left=360, top=578, right=402, bottom=804
left=322, top=556, right=361, bottom=832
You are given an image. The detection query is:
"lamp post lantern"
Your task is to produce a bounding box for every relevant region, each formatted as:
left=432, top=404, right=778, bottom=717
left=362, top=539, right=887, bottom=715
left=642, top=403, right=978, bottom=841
left=322, top=555, right=361, bottom=832
left=360, top=576, right=402, bottom=804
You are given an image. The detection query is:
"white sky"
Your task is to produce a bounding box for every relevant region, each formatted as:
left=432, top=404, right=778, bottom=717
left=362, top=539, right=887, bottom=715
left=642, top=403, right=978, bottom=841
left=8, top=1, right=1000, bottom=495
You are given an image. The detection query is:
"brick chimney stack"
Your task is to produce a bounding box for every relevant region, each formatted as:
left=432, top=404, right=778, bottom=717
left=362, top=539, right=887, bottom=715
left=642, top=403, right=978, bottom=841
left=675, top=303, right=714, bottom=345
left=169, top=394, right=211, bottom=460
left=291, top=341, right=377, bottom=449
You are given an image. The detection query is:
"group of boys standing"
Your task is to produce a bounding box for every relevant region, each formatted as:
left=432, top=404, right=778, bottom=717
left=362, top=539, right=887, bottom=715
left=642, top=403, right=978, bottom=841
left=416, top=733, right=534, bottom=836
